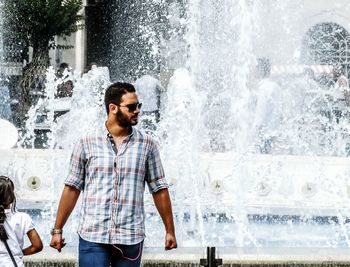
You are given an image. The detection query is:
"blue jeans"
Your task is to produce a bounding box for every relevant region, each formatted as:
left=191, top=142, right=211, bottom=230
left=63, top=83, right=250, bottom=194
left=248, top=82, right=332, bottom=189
left=79, top=236, right=143, bottom=267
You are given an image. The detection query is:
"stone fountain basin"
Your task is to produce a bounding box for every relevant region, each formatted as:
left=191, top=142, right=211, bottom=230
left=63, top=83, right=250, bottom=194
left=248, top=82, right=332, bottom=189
left=2, top=148, right=350, bottom=264
left=0, top=148, right=350, bottom=213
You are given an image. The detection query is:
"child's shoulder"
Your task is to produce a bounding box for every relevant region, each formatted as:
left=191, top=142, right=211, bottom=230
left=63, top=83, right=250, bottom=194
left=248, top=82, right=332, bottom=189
left=7, top=211, right=35, bottom=232
left=11, top=210, right=33, bottom=222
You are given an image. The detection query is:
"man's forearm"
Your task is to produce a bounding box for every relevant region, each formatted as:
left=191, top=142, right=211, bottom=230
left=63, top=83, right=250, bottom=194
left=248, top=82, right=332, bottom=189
left=54, top=185, right=81, bottom=229
left=152, top=188, right=175, bottom=234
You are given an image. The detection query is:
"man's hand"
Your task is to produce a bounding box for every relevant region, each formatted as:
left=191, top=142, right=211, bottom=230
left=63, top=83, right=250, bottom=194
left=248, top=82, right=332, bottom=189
left=165, top=232, right=177, bottom=250
left=49, top=185, right=80, bottom=252
left=50, top=234, right=66, bottom=252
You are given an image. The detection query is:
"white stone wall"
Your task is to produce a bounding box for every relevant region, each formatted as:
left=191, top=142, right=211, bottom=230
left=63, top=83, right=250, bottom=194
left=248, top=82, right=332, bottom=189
left=52, top=3, right=86, bottom=72
left=0, top=149, right=70, bottom=209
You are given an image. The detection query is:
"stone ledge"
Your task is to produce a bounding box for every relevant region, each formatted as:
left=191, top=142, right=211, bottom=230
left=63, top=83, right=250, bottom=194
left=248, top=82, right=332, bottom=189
left=24, top=260, right=350, bottom=267
left=23, top=247, right=350, bottom=267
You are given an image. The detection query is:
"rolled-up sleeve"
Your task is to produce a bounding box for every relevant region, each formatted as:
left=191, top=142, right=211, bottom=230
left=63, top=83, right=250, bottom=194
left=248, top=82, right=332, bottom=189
left=65, top=138, right=86, bottom=191
left=146, top=141, right=168, bottom=193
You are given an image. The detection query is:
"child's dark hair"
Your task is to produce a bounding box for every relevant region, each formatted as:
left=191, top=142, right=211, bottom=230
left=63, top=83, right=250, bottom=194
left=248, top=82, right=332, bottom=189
left=0, top=176, right=16, bottom=241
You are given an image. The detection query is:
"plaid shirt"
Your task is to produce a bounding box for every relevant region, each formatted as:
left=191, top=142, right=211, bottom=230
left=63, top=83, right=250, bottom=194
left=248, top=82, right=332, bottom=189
left=65, top=126, right=168, bottom=245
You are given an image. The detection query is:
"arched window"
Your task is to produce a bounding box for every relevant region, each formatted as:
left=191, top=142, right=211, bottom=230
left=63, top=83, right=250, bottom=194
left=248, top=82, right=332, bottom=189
left=301, top=22, right=350, bottom=77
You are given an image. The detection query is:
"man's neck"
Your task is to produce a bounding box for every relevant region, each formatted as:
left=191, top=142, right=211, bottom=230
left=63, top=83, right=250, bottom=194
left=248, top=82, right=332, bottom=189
left=106, top=120, right=131, bottom=138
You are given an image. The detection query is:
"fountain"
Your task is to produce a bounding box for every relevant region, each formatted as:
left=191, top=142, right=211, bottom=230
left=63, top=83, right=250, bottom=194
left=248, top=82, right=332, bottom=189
left=1, top=0, right=350, bottom=266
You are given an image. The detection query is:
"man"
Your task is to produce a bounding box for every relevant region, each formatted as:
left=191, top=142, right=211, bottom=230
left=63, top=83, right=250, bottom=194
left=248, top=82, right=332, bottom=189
left=134, top=75, right=165, bottom=134
left=56, top=62, right=74, bottom=98
left=134, top=75, right=164, bottom=122
left=333, top=64, right=350, bottom=107
left=252, top=58, right=283, bottom=154
left=50, top=82, right=177, bottom=266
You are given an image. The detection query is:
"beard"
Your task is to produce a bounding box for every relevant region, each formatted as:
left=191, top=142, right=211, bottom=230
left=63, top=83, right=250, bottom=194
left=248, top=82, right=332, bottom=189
left=115, top=109, right=137, bottom=127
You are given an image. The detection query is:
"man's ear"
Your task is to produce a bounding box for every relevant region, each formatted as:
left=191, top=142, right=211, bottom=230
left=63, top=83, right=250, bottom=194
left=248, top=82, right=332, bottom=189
left=109, top=103, right=118, bottom=114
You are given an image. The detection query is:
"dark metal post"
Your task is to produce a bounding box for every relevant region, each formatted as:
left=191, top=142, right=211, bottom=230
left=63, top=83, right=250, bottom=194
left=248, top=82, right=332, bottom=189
left=200, top=247, right=223, bottom=267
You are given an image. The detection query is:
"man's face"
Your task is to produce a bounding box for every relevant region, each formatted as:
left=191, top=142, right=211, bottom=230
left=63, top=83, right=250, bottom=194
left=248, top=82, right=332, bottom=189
left=114, top=92, right=140, bottom=127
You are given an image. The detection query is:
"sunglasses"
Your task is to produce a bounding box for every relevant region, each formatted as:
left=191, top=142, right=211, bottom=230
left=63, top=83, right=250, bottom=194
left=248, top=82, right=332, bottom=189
left=117, top=102, right=142, bottom=112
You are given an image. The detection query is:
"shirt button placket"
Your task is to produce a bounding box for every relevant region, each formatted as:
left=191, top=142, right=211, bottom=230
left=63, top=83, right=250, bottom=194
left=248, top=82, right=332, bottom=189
left=112, top=157, right=119, bottom=239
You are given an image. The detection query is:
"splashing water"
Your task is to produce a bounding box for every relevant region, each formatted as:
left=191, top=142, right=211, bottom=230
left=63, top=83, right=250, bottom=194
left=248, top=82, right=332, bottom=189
left=2, top=0, right=350, bottom=252
left=0, top=0, right=11, bottom=120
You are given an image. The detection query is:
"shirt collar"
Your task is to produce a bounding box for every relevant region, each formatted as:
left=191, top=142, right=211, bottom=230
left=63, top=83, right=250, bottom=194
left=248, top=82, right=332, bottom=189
left=104, top=122, right=135, bottom=139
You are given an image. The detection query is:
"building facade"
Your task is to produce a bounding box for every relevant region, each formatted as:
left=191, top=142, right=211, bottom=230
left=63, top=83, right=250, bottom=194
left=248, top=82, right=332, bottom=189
left=57, top=1, right=350, bottom=82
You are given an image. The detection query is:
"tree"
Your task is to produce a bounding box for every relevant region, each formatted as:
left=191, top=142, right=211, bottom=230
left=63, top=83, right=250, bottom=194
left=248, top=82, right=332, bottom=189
left=3, top=0, right=84, bottom=127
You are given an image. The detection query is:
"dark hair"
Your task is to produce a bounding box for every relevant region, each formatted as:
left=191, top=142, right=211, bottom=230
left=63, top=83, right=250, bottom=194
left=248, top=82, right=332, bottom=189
left=0, top=176, right=16, bottom=241
left=83, top=62, right=98, bottom=73
left=57, top=62, right=70, bottom=78
left=59, top=62, right=69, bottom=70
left=104, top=82, right=136, bottom=114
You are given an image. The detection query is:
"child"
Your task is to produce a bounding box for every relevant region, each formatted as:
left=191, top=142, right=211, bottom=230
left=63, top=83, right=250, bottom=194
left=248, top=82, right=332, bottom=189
left=0, top=175, right=43, bottom=266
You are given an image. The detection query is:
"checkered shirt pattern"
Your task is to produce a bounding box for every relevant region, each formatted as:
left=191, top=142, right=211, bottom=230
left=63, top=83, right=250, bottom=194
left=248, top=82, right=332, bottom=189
left=65, top=126, right=168, bottom=245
